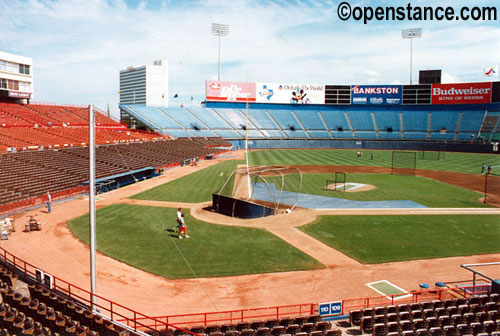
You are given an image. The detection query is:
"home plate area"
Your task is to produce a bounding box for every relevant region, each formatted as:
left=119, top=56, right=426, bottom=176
left=325, top=182, right=375, bottom=192
left=251, top=183, right=427, bottom=210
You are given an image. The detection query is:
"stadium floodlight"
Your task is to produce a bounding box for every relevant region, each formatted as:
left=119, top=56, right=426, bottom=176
left=211, top=23, right=230, bottom=81
left=402, top=28, right=422, bottom=85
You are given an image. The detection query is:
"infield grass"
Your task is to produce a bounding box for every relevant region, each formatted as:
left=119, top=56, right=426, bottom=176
left=131, top=160, right=240, bottom=202
left=67, top=203, right=323, bottom=279
left=300, top=215, right=500, bottom=263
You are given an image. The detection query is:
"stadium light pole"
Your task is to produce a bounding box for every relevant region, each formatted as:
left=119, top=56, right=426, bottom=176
left=211, top=23, right=229, bottom=81
left=402, top=28, right=422, bottom=85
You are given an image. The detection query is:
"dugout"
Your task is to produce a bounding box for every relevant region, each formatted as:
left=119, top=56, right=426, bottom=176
left=83, top=167, right=157, bottom=193
left=461, top=262, right=500, bottom=294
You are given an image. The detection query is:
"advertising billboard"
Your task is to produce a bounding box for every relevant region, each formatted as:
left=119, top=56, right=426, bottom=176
left=351, top=85, right=402, bottom=105
left=431, top=82, right=492, bottom=104
left=205, top=80, right=256, bottom=102
left=256, top=83, right=325, bottom=104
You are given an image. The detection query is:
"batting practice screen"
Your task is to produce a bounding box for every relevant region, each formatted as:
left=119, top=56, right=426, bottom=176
left=391, top=151, right=417, bottom=176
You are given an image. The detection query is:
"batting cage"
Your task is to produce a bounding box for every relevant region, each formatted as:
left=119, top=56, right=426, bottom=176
left=213, top=165, right=302, bottom=218
left=391, top=151, right=417, bottom=176
left=324, top=172, right=347, bottom=192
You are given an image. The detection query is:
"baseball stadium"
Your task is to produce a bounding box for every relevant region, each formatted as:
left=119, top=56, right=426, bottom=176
left=0, top=49, right=500, bottom=336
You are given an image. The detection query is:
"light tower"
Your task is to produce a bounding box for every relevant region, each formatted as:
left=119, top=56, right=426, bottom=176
left=211, top=23, right=230, bottom=81
left=402, top=28, right=422, bottom=85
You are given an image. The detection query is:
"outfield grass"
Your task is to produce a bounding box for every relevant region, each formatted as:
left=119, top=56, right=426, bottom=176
left=300, top=215, right=500, bottom=263
left=248, top=149, right=500, bottom=175
left=262, top=173, right=489, bottom=208
left=132, top=149, right=498, bottom=204
left=133, top=162, right=488, bottom=207
left=67, top=204, right=323, bottom=279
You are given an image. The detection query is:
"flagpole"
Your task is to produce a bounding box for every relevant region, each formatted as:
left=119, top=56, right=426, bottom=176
left=89, top=105, right=97, bottom=311
left=245, top=73, right=251, bottom=200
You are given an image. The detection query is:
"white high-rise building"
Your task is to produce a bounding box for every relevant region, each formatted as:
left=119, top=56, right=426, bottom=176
left=0, top=51, right=33, bottom=102
left=119, top=60, right=168, bottom=106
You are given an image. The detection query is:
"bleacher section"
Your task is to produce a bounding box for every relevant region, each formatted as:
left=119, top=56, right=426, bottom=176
left=0, top=260, right=346, bottom=336
left=121, top=105, right=492, bottom=142
left=0, top=265, right=143, bottom=336
left=0, top=139, right=230, bottom=212
left=0, top=103, right=168, bottom=151
left=349, top=293, right=499, bottom=336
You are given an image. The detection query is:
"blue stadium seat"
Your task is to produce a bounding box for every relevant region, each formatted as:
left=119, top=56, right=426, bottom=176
left=158, top=107, right=208, bottom=129
left=404, top=132, right=428, bottom=140
left=355, top=131, right=378, bottom=139
left=319, top=110, right=351, bottom=131
left=430, top=111, right=459, bottom=133
left=187, top=107, right=233, bottom=129
left=267, top=110, right=303, bottom=130
left=261, top=130, right=287, bottom=138
left=402, top=111, right=428, bottom=131
left=248, top=110, right=279, bottom=129
left=294, top=110, right=327, bottom=130
left=374, top=111, right=401, bottom=131
left=346, top=110, right=375, bottom=131
left=459, top=110, right=485, bottom=132
left=379, top=131, right=402, bottom=139
left=308, top=131, right=332, bottom=138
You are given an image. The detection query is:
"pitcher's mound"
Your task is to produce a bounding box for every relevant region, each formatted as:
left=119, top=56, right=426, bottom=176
left=325, top=183, right=375, bottom=192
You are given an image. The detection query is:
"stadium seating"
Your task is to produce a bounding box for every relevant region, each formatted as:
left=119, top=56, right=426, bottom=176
left=346, top=110, right=375, bottom=131
left=349, top=293, right=500, bottom=336
left=293, top=111, right=328, bottom=130
left=0, top=264, right=345, bottom=336
left=0, top=103, right=168, bottom=151
left=120, top=104, right=492, bottom=142
left=247, top=110, right=279, bottom=130
left=0, top=138, right=230, bottom=212
left=265, top=110, right=303, bottom=131
left=0, top=267, right=136, bottom=336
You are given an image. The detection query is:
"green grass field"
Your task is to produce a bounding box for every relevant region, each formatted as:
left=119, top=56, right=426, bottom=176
left=132, top=149, right=489, bottom=207
left=261, top=173, right=488, bottom=208
left=131, top=160, right=239, bottom=203
left=300, top=215, right=500, bottom=263
left=247, top=149, right=500, bottom=175
left=66, top=149, right=500, bottom=278
left=67, top=204, right=323, bottom=279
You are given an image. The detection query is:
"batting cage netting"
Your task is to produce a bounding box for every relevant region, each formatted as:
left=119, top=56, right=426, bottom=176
left=391, top=151, right=417, bottom=176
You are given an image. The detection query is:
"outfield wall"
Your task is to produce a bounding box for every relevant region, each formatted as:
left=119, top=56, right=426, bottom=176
left=230, top=139, right=497, bottom=153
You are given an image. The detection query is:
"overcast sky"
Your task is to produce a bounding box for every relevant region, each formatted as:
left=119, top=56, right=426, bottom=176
left=1, top=0, right=499, bottom=118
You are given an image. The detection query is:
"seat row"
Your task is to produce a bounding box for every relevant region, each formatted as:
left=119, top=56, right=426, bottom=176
left=364, top=315, right=500, bottom=334
left=0, top=281, right=132, bottom=336
left=374, top=321, right=500, bottom=336
left=165, top=316, right=338, bottom=336
left=350, top=294, right=499, bottom=326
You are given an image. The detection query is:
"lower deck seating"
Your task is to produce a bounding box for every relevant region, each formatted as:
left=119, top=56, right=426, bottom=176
left=0, top=265, right=137, bottom=336
left=349, top=293, right=500, bottom=335
left=166, top=315, right=340, bottom=336
left=0, top=138, right=228, bottom=210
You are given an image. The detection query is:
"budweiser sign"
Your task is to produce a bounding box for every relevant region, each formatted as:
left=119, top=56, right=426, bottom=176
left=431, top=82, right=492, bottom=104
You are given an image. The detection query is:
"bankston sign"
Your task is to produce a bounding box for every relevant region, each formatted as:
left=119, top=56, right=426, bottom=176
left=431, top=82, right=492, bottom=104
left=350, top=85, right=402, bottom=105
